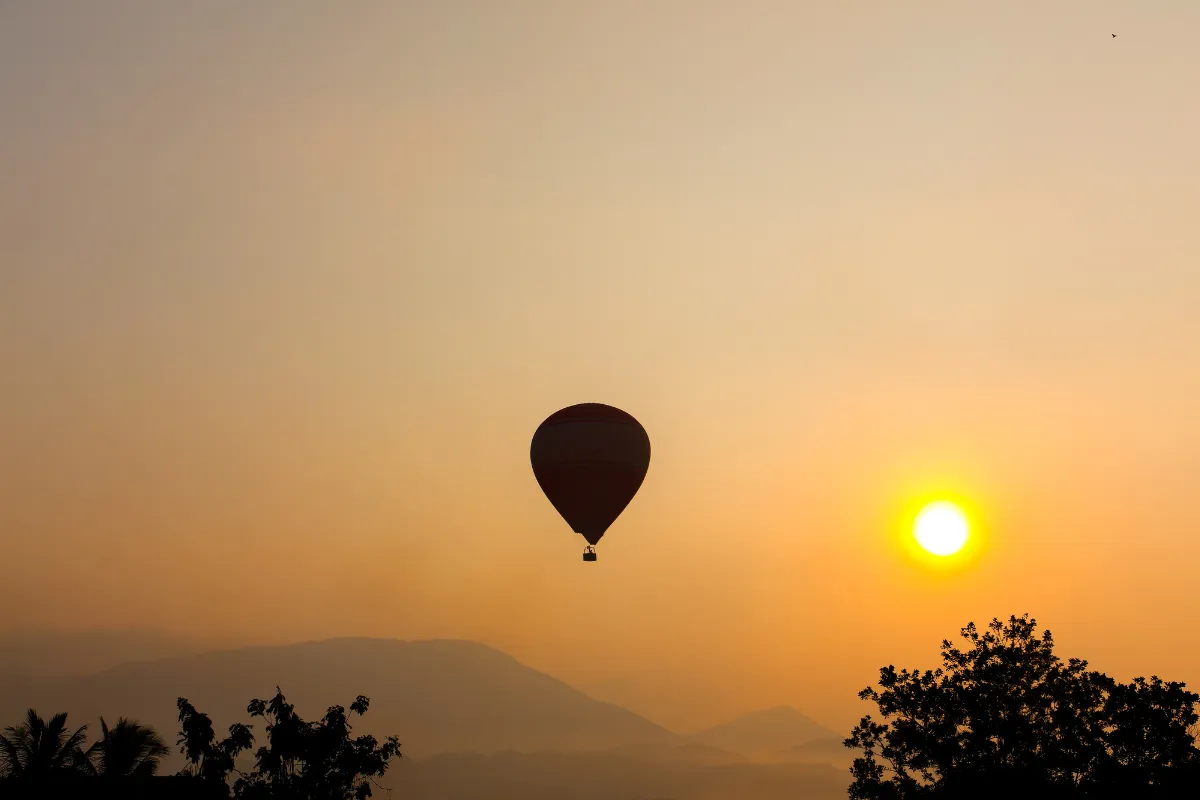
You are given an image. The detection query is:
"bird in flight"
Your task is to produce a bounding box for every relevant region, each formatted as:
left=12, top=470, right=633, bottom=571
left=1112, top=33, right=1116, bottom=38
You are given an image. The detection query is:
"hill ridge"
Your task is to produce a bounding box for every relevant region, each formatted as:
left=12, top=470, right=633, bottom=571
left=688, top=704, right=841, bottom=757
left=0, top=635, right=681, bottom=766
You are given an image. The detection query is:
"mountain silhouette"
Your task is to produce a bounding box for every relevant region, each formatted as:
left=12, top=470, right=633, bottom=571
left=0, top=629, right=211, bottom=677
left=603, top=741, right=748, bottom=765
left=0, top=637, right=851, bottom=796
left=688, top=705, right=840, bottom=757
left=771, top=735, right=855, bottom=767
left=396, top=749, right=848, bottom=800
left=0, top=637, right=681, bottom=764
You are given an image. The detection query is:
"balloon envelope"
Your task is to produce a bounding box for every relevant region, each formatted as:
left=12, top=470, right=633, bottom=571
left=530, top=403, right=651, bottom=546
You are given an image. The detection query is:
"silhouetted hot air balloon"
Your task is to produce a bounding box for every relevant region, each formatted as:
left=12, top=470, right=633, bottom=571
left=530, top=403, right=651, bottom=562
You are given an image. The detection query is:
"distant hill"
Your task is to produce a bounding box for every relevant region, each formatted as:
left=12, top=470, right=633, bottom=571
left=782, top=735, right=848, bottom=756
left=394, top=749, right=848, bottom=800
left=772, top=735, right=855, bottom=769
left=604, top=741, right=748, bottom=766
left=688, top=705, right=842, bottom=757
left=0, top=629, right=212, bottom=678
left=0, top=638, right=681, bottom=766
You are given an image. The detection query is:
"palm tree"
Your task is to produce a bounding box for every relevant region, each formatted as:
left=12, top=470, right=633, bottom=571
left=83, top=717, right=170, bottom=779
left=0, top=709, right=90, bottom=781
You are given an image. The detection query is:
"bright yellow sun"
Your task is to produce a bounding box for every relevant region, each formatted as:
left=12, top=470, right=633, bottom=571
left=913, top=501, right=969, bottom=556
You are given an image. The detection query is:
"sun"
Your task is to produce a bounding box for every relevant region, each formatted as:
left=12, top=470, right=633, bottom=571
left=913, top=501, right=969, bottom=557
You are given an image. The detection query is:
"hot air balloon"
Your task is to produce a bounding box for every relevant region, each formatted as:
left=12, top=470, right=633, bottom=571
left=530, top=403, right=651, bottom=561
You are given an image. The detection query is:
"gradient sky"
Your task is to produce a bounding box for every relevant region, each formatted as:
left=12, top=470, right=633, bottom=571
left=3, top=1, right=1199, bottom=733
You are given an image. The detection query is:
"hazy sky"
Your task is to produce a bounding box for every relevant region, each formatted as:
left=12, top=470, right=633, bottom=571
left=3, top=1, right=1199, bottom=732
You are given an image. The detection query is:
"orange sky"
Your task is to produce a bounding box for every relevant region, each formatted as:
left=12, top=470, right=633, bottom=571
left=2, top=1, right=1199, bottom=733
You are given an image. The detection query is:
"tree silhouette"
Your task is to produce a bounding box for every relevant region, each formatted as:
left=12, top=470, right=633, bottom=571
left=177, top=688, right=402, bottom=799
left=0, top=688, right=401, bottom=799
left=0, top=709, right=91, bottom=781
left=845, top=614, right=1200, bottom=799
left=176, top=697, right=254, bottom=785
left=83, top=717, right=171, bottom=779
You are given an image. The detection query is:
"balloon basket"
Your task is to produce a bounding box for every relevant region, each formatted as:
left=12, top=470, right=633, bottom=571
left=583, top=545, right=597, bottom=562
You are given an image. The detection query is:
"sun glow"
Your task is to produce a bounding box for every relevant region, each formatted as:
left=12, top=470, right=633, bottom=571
left=913, top=501, right=969, bottom=557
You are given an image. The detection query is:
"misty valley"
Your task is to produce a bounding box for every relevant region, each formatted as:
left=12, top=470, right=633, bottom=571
left=0, top=634, right=851, bottom=799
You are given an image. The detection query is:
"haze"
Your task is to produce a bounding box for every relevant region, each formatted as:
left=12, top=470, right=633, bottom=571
left=2, top=0, right=1199, bottom=737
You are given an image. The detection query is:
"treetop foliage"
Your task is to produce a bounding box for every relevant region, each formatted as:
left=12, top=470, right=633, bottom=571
left=177, top=687, right=402, bottom=800
left=845, top=614, right=1200, bottom=799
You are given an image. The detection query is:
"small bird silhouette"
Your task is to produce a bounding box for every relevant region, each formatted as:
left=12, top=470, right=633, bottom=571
left=1112, top=33, right=1116, bottom=38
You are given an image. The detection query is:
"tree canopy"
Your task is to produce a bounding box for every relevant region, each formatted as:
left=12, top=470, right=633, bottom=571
left=1, top=687, right=401, bottom=799
left=177, top=688, right=402, bottom=800
left=84, top=717, right=171, bottom=780
left=845, top=614, right=1200, bottom=799
left=0, top=709, right=91, bottom=780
